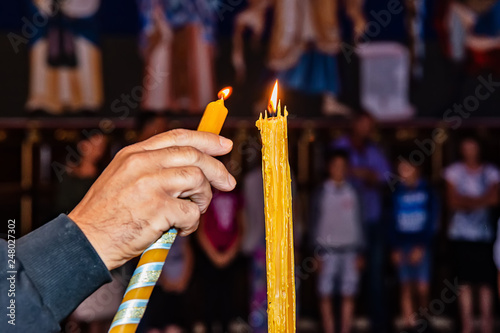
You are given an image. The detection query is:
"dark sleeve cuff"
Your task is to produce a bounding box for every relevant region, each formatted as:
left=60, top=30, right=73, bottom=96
left=17, top=214, right=112, bottom=322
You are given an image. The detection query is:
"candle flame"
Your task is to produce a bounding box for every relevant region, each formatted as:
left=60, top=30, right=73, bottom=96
left=218, top=87, right=233, bottom=100
left=268, top=80, right=278, bottom=116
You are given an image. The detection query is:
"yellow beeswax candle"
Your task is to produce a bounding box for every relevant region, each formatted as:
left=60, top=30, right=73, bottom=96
left=197, top=87, right=231, bottom=134
left=256, top=81, right=296, bottom=333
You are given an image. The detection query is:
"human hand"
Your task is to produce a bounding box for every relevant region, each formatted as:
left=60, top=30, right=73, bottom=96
left=409, top=247, right=425, bottom=265
left=69, top=129, right=236, bottom=270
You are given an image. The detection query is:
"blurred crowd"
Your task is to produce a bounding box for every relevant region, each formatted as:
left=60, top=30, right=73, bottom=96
left=56, top=112, right=500, bottom=333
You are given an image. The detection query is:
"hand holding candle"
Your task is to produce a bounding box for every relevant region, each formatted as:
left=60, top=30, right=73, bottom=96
left=109, top=87, right=232, bottom=333
left=256, top=81, right=296, bottom=332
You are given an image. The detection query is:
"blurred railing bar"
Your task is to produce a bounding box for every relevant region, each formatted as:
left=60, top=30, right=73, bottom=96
left=1, top=117, right=500, bottom=130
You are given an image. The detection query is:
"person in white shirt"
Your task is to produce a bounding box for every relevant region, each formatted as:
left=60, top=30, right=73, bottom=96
left=311, top=150, right=364, bottom=333
left=444, top=137, right=499, bottom=333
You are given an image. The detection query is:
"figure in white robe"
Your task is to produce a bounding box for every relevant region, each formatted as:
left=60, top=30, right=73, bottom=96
left=138, top=0, right=217, bottom=114
left=26, top=0, right=103, bottom=114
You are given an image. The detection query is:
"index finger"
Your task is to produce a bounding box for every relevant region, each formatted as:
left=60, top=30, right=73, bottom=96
left=136, top=129, right=233, bottom=156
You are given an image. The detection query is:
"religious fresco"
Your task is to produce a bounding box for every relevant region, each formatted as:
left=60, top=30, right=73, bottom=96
left=26, top=0, right=104, bottom=115
left=137, top=0, right=218, bottom=114
left=232, top=0, right=366, bottom=116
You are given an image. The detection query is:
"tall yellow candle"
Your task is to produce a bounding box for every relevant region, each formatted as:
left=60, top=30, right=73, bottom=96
left=256, top=81, right=296, bottom=332
left=109, top=87, right=232, bottom=333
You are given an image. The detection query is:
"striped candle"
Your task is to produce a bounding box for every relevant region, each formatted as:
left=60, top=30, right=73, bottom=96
left=109, top=230, right=176, bottom=332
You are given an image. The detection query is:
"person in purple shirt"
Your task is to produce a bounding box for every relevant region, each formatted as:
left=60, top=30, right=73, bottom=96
left=332, top=112, right=391, bottom=224
left=331, top=111, right=391, bottom=333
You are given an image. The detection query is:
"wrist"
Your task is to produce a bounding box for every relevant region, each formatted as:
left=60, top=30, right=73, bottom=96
left=68, top=211, right=116, bottom=271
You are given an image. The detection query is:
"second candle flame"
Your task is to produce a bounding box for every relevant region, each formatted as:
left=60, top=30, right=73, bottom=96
left=268, top=80, right=278, bottom=117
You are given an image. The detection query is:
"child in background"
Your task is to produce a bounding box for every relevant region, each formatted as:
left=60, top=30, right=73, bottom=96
left=311, top=150, right=364, bottom=333
left=389, top=160, right=439, bottom=331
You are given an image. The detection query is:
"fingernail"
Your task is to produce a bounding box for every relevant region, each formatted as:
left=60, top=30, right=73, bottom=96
left=228, top=175, right=237, bottom=188
left=219, top=137, right=233, bottom=149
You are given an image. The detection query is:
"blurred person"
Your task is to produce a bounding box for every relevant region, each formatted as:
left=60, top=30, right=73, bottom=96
left=0, top=129, right=236, bottom=332
left=444, top=137, right=499, bottom=333
left=389, top=160, right=439, bottom=331
left=311, top=150, right=364, bottom=333
left=331, top=111, right=390, bottom=332
left=197, top=156, right=244, bottom=333
left=54, top=131, right=108, bottom=214
left=138, top=236, right=194, bottom=333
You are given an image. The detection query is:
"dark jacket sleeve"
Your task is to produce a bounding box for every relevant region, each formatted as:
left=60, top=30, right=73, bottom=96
left=0, top=214, right=112, bottom=332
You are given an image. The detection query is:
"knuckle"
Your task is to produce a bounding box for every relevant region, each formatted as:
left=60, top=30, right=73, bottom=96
left=123, top=152, right=144, bottom=171
left=116, top=145, right=132, bottom=159
left=188, top=147, right=202, bottom=163
left=175, top=167, right=191, bottom=180
left=187, top=167, right=205, bottom=186
left=180, top=200, right=200, bottom=220
left=167, top=145, right=183, bottom=155
left=177, top=146, right=201, bottom=164
left=168, top=128, right=190, bottom=143
left=135, top=175, right=151, bottom=192
left=122, top=155, right=135, bottom=171
left=174, top=167, right=203, bottom=188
